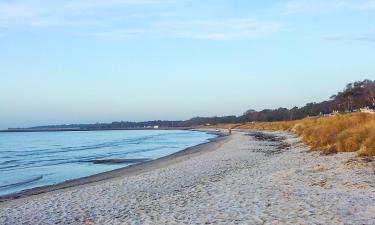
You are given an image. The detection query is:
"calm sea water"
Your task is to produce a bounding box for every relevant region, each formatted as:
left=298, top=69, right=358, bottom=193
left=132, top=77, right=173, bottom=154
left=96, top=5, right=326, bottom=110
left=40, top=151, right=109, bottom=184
left=0, top=130, right=216, bottom=196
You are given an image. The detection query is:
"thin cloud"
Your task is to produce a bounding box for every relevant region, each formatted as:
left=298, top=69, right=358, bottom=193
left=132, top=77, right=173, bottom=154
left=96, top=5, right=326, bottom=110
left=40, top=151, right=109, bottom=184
left=282, top=0, right=375, bottom=14
left=325, top=34, right=375, bottom=43
left=360, top=0, right=375, bottom=10
left=82, top=29, right=148, bottom=40
left=155, top=19, right=281, bottom=41
left=80, top=19, right=282, bottom=41
left=65, top=0, right=180, bottom=9
left=0, top=2, right=39, bottom=20
left=0, top=0, right=183, bottom=27
left=0, top=1, right=282, bottom=41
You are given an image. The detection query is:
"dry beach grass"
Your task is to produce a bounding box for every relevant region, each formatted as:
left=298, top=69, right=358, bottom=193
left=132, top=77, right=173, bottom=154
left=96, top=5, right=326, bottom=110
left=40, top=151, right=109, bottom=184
left=214, top=113, right=375, bottom=156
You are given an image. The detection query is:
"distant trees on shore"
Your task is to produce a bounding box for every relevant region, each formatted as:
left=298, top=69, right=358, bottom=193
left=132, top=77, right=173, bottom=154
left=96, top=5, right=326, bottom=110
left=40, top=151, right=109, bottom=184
left=31, top=121, right=181, bottom=130
left=182, top=79, right=375, bottom=126
left=25, top=79, right=375, bottom=130
left=330, top=80, right=375, bottom=111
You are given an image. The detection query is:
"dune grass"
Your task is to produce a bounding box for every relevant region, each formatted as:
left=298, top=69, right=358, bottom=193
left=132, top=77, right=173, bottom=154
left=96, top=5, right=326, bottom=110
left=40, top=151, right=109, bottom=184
left=237, top=120, right=299, bottom=131
left=213, top=113, right=375, bottom=156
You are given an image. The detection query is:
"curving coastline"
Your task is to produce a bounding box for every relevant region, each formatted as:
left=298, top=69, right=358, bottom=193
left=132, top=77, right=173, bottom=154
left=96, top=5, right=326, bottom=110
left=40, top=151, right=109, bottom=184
left=1, top=130, right=374, bottom=224
left=0, top=130, right=226, bottom=202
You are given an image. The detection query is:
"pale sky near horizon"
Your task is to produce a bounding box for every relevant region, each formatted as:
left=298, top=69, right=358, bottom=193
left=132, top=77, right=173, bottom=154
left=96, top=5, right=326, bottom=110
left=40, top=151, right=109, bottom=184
left=1, top=0, right=375, bottom=129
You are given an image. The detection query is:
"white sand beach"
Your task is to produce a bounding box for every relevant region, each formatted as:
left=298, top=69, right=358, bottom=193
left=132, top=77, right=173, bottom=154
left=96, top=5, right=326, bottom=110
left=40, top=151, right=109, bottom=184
left=1, top=130, right=375, bottom=224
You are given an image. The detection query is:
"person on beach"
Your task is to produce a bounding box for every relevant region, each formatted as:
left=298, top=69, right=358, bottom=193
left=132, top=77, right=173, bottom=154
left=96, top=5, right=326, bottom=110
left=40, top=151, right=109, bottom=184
left=228, top=128, right=232, bottom=135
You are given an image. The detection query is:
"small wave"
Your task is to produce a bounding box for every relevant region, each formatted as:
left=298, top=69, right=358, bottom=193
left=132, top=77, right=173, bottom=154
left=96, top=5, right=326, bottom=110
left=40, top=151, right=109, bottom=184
left=82, top=158, right=150, bottom=165
left=126, top=146, right=170, bottom=155
left=6, top=133, right=177, bottom=158
left=0, top=159, right=19, bottom=165
left=0, top=175, right=43, bottom=190
left=0, top=164, right=20, bottom=170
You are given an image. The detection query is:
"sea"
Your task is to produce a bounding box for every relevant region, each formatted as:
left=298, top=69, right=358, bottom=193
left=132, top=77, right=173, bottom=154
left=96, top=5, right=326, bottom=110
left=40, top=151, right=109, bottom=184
left=0, top=130, right=216, bottom=196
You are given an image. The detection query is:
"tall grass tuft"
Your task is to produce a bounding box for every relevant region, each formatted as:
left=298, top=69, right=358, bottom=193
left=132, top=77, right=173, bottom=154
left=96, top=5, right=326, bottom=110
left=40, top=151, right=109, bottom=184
left=233, top=113, right=375, bottom=156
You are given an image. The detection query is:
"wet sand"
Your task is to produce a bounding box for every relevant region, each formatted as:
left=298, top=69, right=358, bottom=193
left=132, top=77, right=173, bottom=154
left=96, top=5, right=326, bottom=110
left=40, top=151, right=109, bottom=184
left=1, top=130, right=375, bottom=224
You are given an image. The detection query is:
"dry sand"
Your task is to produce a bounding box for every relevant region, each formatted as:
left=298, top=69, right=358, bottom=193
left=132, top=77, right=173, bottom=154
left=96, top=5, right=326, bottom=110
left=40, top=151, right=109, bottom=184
left=1, top=130, right=375, bottom=225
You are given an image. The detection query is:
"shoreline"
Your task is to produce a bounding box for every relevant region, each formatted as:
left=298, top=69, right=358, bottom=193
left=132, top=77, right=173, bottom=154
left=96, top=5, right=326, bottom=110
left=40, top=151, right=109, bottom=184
left=1, top=130, right=375, bottom=224
left=0, top=129, right=227, bottom=203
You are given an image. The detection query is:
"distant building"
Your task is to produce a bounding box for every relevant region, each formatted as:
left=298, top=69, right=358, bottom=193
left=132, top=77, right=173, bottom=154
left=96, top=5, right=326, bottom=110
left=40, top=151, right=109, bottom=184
left=320, top=110, right=339, bottom=116
left=360, top=106, right=375, bottom=113
left=153, top=126, right=159, bottom=129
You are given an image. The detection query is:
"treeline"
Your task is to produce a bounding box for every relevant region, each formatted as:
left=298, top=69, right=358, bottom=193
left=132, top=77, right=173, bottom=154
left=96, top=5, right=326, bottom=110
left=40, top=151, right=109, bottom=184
left=31, top=120, right=183, bottom=130
left=242, top=79, right=375, bottom=122
left=330, top=79, right=375, bottom=111
left=26, top=79, right=375, bottom=129
left=178, top=116, right=239, bottom=127
left=81, top=121, right=182, bottom=129
left=182, top=79, right=375, bottom=126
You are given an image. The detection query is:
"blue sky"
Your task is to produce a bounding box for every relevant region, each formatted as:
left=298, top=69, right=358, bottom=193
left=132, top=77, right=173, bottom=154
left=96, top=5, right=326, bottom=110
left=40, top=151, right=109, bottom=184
left=0, top=0, right=375, bottom=128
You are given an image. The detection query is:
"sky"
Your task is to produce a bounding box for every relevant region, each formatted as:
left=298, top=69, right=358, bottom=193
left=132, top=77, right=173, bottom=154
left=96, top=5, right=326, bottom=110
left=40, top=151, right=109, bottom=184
left=0, top=0, right=375, bottom=129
